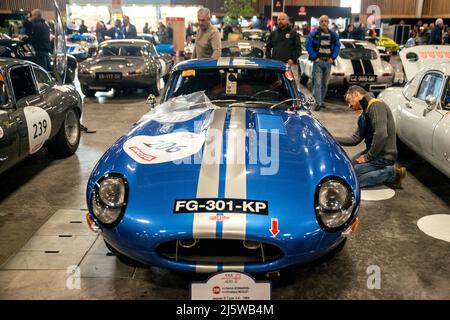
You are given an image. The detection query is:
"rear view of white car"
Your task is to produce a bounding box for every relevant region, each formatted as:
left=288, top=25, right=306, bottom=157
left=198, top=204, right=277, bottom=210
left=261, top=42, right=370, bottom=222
left=379, top=45, right=450, bottom=177
left=298, top=39, right=395, bottom=93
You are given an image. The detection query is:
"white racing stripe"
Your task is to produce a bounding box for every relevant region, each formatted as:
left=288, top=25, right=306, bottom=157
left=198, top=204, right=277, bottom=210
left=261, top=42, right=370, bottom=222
left=222, top=264, right=245, bottom=272
left=217, top=57, right=231, bottom=67
left=223, top=108, right=248, bottom=240
left=195, top=263, right=219, bottom=273
left=193, top=108, right=227, bottom=239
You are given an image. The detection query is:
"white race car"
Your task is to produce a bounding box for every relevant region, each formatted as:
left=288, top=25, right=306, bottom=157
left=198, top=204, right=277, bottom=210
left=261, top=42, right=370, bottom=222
left=298, top=39, right=396, bottom=92
left=379, top=45, right=450, bottom=177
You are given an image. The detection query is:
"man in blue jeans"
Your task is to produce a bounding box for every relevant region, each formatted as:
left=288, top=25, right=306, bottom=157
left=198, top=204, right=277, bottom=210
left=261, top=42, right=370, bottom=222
left=335, top=86, right=406, bottom=189
left=306, top=15, right=340, bottom=111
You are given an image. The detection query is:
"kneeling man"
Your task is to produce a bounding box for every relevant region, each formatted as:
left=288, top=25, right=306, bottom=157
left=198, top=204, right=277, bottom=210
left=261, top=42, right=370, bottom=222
left=335, top=85, right=406, bottom=188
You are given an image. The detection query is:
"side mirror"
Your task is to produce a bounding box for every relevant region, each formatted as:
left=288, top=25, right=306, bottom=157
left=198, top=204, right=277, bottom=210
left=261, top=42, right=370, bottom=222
left=146, top=94, right=157, bottom=108
left=423, top=95, right=436, bottom=116
left=425, top=95, right=436, bottom=107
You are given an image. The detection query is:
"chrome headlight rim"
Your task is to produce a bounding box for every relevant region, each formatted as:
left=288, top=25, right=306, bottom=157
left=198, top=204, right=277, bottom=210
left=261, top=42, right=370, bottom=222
left=314, top=176, right=356, bottom=232
left=90, top=173, right=128, bottom=228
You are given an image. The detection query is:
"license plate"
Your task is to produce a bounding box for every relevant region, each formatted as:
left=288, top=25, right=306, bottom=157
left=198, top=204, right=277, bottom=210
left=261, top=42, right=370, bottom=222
left=96, top=72, right=122, bottom=80
left=173, top=199, right=269, bottom=215
left=350, top=75, right=377, bottom=83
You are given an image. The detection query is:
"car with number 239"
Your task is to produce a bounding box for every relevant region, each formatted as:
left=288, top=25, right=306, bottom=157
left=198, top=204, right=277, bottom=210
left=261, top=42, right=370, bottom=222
left=86, top=57, right=361, bottom=274
left=0, top=3, right=82, bottom=175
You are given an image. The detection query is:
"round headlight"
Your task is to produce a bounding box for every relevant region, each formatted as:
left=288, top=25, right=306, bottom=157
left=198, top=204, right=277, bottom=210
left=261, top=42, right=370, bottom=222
left=91, top=175, right=127, bottom=226
left=99, top=177, right=125, bottom=207
left=315, top=178, right=354, bottom=230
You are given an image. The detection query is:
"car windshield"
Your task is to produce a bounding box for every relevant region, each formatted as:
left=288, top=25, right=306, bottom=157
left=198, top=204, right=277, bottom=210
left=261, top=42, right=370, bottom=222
left=98, top=45, right=145, bottom=57
left=340, top=48, right=377, bottom=60
left=169, top=67, right=293, bottom=103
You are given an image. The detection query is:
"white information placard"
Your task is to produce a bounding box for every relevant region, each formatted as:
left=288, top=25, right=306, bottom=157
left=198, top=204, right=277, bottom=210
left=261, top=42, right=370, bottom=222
left=191, top=271, right=271, bottom=300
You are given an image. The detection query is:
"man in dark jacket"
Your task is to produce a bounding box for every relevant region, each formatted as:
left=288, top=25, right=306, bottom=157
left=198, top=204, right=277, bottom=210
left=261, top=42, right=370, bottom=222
left=429, top=18, right=444, bottom=44
left=106, top=19, right=125, bottom=40
left=335, top=86, right=406, bottom=189
left=29, top=9, right=51, bottom=71
left=123, top=16, right=137, bottom=39
left=306, top=15, right=340, bottom=111
left=352, top=17, right=365, bottom=41
left=79, top=20, right=88, bottom=34
left=265, top=13, right=301, bottom=65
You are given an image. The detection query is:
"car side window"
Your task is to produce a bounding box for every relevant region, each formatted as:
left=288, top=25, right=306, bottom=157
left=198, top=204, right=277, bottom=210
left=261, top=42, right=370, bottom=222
left=416, top=72, right=444, bottom=101
left=444, top=79, right=450, bottom=110
left=33, top=66, right=53, bottom=92
left=9, top=65, right=38, bottom=103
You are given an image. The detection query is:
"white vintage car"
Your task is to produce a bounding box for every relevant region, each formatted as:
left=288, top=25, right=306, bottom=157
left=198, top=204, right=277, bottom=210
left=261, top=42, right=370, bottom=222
left=379, top=45, right=450, bottom=177
left=298, top=39, right=396, bottom=92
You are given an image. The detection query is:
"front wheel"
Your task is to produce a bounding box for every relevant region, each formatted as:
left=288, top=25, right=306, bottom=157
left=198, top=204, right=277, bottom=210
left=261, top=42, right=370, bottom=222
left=47, top=109, right=81, bottom=158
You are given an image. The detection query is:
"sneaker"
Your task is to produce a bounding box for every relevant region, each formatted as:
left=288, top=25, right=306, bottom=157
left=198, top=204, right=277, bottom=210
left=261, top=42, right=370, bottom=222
left=386, top=165, right=406, bottom=189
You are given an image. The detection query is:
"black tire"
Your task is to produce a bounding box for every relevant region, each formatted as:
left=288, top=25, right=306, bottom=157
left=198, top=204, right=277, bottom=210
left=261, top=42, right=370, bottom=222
left=81, top=85, right=95, bottom=97
left=47, top=108, right=80, bottom=158
left=148, top=72, right=161, bottom=97
left=300, top=75, right=309, bottom=86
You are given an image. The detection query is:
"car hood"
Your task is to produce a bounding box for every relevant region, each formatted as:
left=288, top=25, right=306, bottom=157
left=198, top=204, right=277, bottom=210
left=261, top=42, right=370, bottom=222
left=88, top=106, right=359, bottom=240
left=400, top=45, right=450, bottom=81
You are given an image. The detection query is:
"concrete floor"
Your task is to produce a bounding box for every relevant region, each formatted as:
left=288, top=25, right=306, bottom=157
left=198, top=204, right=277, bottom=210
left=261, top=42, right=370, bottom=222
left=0, top=68, right=449, bottom=299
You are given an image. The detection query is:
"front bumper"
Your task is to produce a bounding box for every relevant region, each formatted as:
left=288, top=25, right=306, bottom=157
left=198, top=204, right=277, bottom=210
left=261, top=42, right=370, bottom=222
left=87, top=211, right=359, bottom=273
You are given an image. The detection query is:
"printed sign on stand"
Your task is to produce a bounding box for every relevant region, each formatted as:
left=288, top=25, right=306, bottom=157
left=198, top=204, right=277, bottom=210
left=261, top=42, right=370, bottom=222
left=191, top=271, right=271, bottom=300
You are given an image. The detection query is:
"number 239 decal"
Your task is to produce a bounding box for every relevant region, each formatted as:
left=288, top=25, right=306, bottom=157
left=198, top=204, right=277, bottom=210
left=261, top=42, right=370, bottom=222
left=24, top=106, right=52, bottom=154
left=33, top=119, right=48, bottom=139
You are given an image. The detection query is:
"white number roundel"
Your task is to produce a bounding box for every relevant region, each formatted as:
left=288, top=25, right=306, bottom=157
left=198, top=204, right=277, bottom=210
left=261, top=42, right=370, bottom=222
left=24, top=106, right=52, bottom=154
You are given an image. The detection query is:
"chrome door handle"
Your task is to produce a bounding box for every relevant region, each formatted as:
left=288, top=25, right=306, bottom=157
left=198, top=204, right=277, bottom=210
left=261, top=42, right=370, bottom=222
left=0, top=155, right=8, bottom=162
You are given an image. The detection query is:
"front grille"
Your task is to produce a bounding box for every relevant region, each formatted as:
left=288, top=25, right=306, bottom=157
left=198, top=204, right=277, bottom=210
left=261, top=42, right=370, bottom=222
left=156, top=239, right=283, bottom=264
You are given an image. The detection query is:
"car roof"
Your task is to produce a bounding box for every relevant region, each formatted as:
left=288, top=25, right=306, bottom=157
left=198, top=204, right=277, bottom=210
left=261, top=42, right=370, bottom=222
left=416, top=62, right=450, bottom=76
left=100, top=39, right=149, bottom=46
left=0, top=58, right=30, bottom=68
left=174, top=58, right=287, bottom=71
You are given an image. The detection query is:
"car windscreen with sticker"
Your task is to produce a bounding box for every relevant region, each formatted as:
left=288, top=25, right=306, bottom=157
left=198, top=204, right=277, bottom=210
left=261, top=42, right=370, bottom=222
left=340, top=48, right=377, bottom=60
left=171, top=68, right=292, bottom=102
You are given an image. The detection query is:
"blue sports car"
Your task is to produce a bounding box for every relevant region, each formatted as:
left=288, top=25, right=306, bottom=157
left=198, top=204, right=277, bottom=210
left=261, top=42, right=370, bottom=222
left=66, top=33, right=97, bottom=61
left=86, top=57, right=361, bottom=274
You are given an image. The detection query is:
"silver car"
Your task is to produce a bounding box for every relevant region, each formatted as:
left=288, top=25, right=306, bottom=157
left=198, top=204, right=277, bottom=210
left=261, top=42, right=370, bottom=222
left=379, top=45, right=450, bottom=177
left=78, top=40, right=172, bottom=97
left=298, top=39, right=395, bottom=92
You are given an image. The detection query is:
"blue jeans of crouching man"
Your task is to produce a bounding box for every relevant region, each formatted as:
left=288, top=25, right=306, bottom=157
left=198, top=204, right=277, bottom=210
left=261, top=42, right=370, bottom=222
left=312, top=60, right=332, bottom=106
left=351, top=151, right=396, bottom=188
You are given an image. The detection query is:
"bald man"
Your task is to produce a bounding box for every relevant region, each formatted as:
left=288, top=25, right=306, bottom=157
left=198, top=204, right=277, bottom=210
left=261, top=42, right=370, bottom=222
left=29, top=9, right=51, bottom=71
left=265, top=13, right=301, bottom=65
left=306, top=15, right=340, bottom=111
